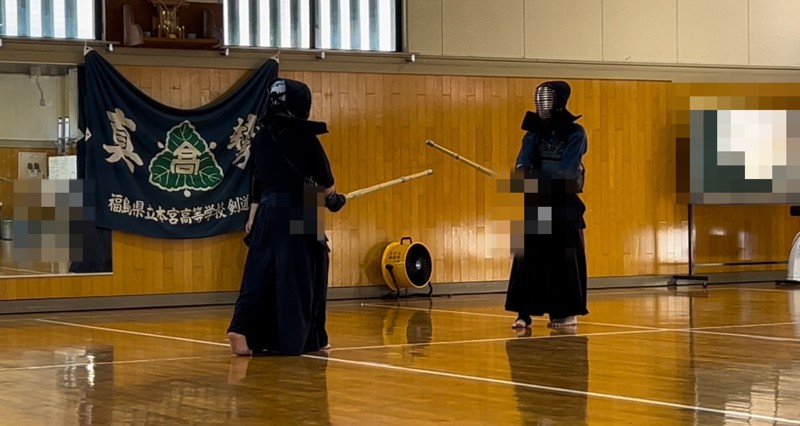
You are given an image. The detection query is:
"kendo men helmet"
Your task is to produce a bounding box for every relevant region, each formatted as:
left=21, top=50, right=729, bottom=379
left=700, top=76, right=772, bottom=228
left=534, top=85, right=556, bottom=120
left=534, top=81, right=572, bottom=120
left=267, top=78, right=313, bottom=120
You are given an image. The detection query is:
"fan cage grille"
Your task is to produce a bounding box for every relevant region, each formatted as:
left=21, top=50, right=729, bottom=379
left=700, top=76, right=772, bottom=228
left=405, top=244, right=433, bottom=286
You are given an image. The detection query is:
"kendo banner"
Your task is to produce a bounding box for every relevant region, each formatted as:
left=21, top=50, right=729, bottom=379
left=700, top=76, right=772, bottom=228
left=81, top=49, right=278, bottom=239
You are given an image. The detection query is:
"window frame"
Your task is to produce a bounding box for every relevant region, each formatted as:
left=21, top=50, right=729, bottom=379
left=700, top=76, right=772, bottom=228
left=222, top=0, right=405, bottom=53
left=0, top=0, right=103, bottom=40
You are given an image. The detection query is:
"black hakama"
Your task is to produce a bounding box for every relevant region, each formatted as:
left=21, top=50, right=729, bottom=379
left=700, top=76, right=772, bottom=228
left=228, top=112, right=336, bottom=356
left=505, top=192, right=589, bottom=320
left=227, top=194, right=329, bottom=355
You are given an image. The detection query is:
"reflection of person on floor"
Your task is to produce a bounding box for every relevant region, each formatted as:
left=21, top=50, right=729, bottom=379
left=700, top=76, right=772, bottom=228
left=505, top=332, right=589, bottom=425
left=227, top=78, right=346, bottom=356
left=505, top=81, right=589, bottom=330
left=227, top=356, right=332, bottom=425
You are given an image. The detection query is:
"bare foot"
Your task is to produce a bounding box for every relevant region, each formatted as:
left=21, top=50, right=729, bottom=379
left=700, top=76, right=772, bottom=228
left=511, top=314, right=532, bottom=329
left=511, top=319, right=528, bottom=329
left=227, top=332, right=253, bottom=356
left=547, top=316, right=578, bottom=329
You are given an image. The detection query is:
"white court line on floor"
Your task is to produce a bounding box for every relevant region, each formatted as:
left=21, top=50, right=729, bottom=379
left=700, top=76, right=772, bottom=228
left=328, top=324, right=800, bottom=351
left=363, top=288, right=680, bottom=305
left=35, top=319, right=230, bottom=347
left=32, top=305, right=800, bottom=350
left=0, top=354, right=231, bottom=373
left=330, top=328, right=670, bottom=352
left=682, top=329, right=800, bottom=343
left=587, top=291, right=674, bottom=297
left=360, top=303, right=661, bottom=331
left=23, top=303, right=380, bottom=324
left=362, top=295, right=500, bottom=306
left=20, top=308, right=233, bottom=322
left=0, top=310, right=229, bottom=324
left=692, top=321, right=800, bottom=331
left=709, top=287, right=799, bottom=293
left=2, top=301, right=368, bottom=322
left=30, top=318, right=800, bottom=424
left=361, top=303, right=800, bottom=344
left=34, top=317, right=671, bottom=353
left=302, top=354, right=800, bottom=424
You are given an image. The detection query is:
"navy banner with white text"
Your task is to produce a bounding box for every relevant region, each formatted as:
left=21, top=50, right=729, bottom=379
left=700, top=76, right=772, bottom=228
left=81, top=50, right=278, bottom=239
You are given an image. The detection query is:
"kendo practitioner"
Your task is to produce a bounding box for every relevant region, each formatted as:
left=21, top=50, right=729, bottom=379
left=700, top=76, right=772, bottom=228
left=505, top=81, right=589, bottom=330
left=227, top=78, right=346, bottom=356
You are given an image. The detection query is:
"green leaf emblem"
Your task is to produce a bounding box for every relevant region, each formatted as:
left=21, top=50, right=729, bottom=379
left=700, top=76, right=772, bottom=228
left=149, top=121, right=223, bottom=197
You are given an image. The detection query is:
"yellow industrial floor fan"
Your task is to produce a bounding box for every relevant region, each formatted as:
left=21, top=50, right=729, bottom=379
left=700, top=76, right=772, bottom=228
left=381, top=236, right=434, bottom=299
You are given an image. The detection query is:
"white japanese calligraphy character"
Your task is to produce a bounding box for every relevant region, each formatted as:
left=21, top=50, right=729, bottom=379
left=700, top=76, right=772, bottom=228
left=121, top=196, right=132, bottom=215
left=214, top=202, right=228, bottom=219
left=192, top=207, right=205, bottom=223
left=203, top=206, right=216, bottom=221
left=145, top=205, right=158, bottom=221
left=227, top=198, right=240, bottom=215
left=237, top=195, right=250, bottom=212
left=165, top=208, right=180, bottom=225
left=180, top=208, right=193, bottom=224
left=155, top=206, right=168, bottom=222
left=104, top=108, right=144, bottom=173
left=108, top=194, right=124, bottom=213
left=131, top=201, right=145, bottom=218
left=227, top=114, right=258, bottom=169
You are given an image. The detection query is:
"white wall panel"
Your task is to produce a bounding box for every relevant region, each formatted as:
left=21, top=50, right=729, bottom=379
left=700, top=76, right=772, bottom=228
left=406, top=0, right=443, bottom=55
left=410, top=0, right=800, bottom=71
left=749, top=0, right=800, bottom=67
left=441, top=0, right=525, bottom=58
left=0, top=75, right=63, bottom=143
left=524, top=0, right=603, bottom=61
left=678, top=0, right=748, bottom=65
left=602, top=0, right=678, bottom=63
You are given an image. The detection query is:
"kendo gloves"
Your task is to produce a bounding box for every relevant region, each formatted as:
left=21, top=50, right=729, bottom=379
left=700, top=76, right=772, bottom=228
left=325, top=192, right=347, bottom=212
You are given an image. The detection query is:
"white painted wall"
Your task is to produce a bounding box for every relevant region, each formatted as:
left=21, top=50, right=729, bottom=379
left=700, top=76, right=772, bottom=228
left=0, top=74, right=67, bottom=144
left=407, top=0, right=800, bottom=68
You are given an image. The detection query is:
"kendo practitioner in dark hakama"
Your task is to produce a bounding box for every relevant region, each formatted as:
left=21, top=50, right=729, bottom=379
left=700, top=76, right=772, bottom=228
left=227, top=78, right=346, bottom=356
left=505, top=81, right=589, bottom=330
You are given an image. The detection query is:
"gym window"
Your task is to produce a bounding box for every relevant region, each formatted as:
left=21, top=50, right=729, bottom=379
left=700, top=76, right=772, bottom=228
left=222, top=0, right=401, bottom=52
left=0, top=0, right=96, bottom=39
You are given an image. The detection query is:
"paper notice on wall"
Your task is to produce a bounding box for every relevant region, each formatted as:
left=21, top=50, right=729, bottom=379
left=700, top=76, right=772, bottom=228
left=48, top=155, right=78, bottom=180
left=18, top=152, right=48, bottom=180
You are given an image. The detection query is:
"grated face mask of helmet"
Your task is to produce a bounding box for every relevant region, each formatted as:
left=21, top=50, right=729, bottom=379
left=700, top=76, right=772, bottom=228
left=266, top=78, right=312, bottom=120
left=534, top=85, right=556, bottom=120
left=267, top=79, right=288, bottom=115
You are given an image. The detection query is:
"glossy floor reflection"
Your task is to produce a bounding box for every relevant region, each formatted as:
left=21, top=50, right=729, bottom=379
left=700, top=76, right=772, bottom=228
left=1, top=283, right=800, bottom=425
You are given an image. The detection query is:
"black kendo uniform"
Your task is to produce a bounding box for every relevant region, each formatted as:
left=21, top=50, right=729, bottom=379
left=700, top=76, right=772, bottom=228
left=228, top=78, right=346, bottom=355
left=505, top=81, right=589, bottom=327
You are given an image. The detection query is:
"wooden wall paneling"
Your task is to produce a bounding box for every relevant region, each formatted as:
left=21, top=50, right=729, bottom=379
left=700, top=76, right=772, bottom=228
left=4, top=68, right=799, bottom=303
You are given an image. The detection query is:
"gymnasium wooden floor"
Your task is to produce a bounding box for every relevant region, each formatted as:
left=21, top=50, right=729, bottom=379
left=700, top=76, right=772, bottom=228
left=1, top=283, right=799, bottom=425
